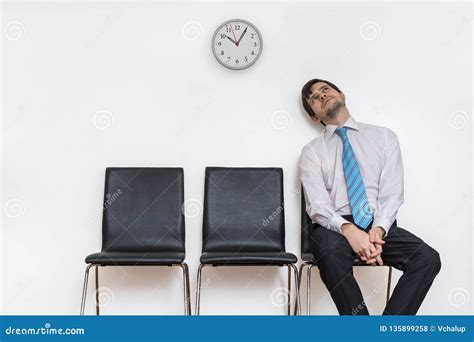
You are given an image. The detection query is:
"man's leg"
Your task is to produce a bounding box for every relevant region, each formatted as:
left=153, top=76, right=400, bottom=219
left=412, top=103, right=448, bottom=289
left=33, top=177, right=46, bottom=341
left=382, top=225, right=441, bottom=315
left=311, top=224, right=369, bottom=315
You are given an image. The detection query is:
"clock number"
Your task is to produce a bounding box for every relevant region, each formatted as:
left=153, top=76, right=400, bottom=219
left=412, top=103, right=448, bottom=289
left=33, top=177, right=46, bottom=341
left=251, top=51, right=255, bottom=55
left=235, top=59, right=239, bottom=64
left=226, top=26, right=231, bottom=33
left=244, top=56, right=248, bottom=63
left=220, top=50, right=224, bottom=55
left=227, top=57, right=231, bottom=62
left=220, top=34, right=227, bottom=39
left=217, top=42, right=221, bottom=46
left=253, top=42, right=257, bottom=47
left=234, top=24, right=241, bottom=30
left=250, top=33, right=255, bottom=39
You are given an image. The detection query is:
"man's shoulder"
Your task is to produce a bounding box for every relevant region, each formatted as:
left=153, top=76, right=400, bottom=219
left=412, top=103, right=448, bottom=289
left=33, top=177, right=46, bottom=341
left=301, top=134, right=326, bottom=152
left=358, top=121, right=398, bottom=139
left=358, top=121, right=389, bottom=132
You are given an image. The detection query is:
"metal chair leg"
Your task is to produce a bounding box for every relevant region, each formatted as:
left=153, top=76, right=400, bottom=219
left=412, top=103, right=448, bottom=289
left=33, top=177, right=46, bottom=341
left=290, top=264, right=301, bottom=315
left=179, top=263, right=192, bottom=315
left=95, top=265, right=100, bottom=316
left=307, top=264, right=313, bottom=315
left=386, top=266, right=393, bottom=305
left=195, top=264, right=204, bottom=315
left=287, top=265, right=291, bottom=315
left=80, top=264, right=94, bottom=315
left=294, top=263, right=307, bottom=315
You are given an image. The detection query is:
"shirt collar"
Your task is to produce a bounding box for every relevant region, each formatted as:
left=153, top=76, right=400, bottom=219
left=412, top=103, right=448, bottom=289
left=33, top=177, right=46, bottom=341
left=324, top=116, right=359, bottom=140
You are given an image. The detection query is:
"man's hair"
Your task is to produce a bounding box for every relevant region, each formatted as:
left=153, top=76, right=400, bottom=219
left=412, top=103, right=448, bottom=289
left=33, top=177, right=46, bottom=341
left=301, top=78, right=342, bottom=119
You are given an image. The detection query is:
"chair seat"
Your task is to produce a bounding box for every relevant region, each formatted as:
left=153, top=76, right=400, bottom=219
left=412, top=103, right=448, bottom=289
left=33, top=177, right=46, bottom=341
left=301, top=252, right=316, bottom=263
left=200, top=251, right=297, bottom=265
left=85, top=251, right=185, bottom=266
left=301, top=252, right=377, bottom=266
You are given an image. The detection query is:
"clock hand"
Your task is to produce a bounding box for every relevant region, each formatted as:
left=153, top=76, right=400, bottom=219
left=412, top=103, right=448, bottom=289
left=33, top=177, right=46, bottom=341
left=226, top=35, right=238, bottom=45
left=230, top=25, right=238, bottom=46
left=236, top=26, right=248, bottom=46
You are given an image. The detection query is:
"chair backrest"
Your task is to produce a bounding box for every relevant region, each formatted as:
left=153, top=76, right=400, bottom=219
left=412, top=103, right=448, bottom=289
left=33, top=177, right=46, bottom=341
left=301, top=186, right=313, bottom=257
left=101, top=167, right=185, bottom=253
left=202, top=167, right=286, bottom=253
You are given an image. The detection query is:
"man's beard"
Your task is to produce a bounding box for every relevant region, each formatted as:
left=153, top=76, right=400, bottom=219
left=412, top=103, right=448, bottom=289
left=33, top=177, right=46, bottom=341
left=325, top=99, right=344, bottom=120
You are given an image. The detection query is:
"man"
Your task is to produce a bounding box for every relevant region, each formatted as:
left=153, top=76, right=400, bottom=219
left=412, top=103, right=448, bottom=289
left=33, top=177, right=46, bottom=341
left=299, top=78, right=441, bottom=315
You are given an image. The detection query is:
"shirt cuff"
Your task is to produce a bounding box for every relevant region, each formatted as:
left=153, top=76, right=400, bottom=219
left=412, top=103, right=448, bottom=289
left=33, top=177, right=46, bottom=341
left=330, top=216, right=352, bottom=234
left=372, top=217, right=393, bottom=237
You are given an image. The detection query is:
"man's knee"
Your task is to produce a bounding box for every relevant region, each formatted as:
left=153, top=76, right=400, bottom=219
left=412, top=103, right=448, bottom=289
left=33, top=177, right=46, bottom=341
left=416, top=244, right=441, bottom=275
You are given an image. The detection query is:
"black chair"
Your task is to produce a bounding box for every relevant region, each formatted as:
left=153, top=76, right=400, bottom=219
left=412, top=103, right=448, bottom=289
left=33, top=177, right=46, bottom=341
left=80, top=167, right=191, bottom=315
left=195, top=167, right=301, bottom=315
left=296, top=187, right=393, bottom=315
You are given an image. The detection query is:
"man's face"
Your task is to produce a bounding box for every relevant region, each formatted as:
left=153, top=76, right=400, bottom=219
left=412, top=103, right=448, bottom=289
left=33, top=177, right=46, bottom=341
left=306, top=82, right=346, bottom=123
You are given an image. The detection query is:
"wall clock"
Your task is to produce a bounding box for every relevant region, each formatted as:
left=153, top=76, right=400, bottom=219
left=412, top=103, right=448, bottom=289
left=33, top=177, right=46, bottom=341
left=211, top=19, right=263, bottom=70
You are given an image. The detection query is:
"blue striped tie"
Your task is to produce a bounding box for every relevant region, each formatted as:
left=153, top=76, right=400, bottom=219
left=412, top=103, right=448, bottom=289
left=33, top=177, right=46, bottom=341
left=335, top=127, right=373, bottom=229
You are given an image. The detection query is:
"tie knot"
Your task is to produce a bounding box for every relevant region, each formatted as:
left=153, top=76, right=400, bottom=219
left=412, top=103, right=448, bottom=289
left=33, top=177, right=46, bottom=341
left=335, top=127, right=348, bottom=138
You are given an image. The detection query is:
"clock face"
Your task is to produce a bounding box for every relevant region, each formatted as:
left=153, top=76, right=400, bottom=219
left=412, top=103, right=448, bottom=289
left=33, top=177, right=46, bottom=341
left=212, top=19, right=263, bottom=70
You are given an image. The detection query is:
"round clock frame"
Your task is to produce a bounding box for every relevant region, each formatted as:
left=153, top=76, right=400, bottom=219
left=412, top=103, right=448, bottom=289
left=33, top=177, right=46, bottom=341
left=211, top=18, right=263, bottom=70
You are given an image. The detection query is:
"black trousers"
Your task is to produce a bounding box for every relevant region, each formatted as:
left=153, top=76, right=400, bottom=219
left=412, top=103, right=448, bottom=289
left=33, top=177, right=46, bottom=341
left=310, top=215, right=441, bottom=315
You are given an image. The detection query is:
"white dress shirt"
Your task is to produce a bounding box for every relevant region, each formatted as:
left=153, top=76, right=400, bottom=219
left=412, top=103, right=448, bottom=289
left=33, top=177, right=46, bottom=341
left=300, top=116, right=404, bottom=235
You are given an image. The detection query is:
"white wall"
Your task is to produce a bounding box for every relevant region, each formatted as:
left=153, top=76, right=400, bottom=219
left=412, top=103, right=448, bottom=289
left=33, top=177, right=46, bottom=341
left=1, top=1, right=472, bottom=315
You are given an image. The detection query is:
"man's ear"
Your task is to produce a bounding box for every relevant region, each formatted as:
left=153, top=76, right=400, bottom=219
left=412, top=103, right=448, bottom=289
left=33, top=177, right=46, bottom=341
left=340, top=92, right=346, bottom=101
left=311, top=115, right=321, bottom=124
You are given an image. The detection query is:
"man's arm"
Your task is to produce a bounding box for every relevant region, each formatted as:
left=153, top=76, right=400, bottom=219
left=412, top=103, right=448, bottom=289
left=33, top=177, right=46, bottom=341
left=300, top=144, right=351, bottom=233
left=372, top=128, right=404, bottom=236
